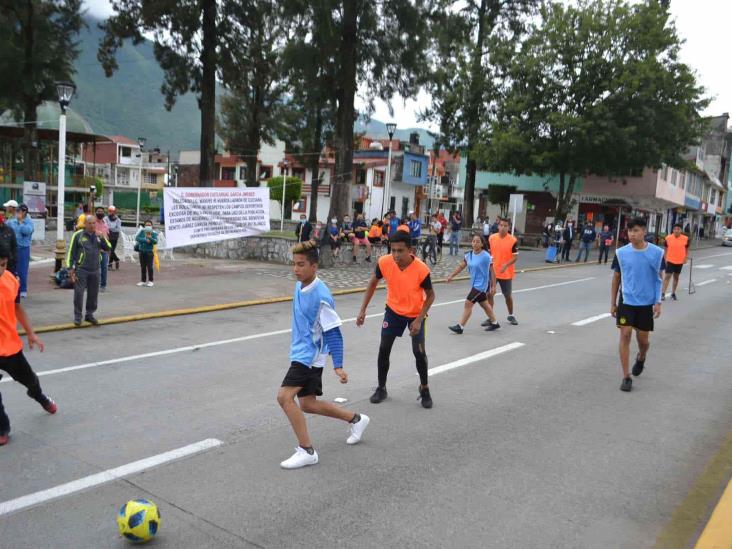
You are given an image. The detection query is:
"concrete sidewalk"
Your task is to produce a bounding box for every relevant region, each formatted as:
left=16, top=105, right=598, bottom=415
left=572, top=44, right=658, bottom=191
left=21, top=238, right=724, bottom=329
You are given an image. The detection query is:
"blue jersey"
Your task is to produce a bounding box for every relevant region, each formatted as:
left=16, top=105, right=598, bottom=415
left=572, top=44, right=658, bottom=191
left=290, top=278, right=342, bottom=368
left=612, top=243, right=664, bottom=306
left=408, top=219, right=421, bottom=239
left=465, top=250, right=492, bottom=292
left=388, top=217, right=400, bottom=237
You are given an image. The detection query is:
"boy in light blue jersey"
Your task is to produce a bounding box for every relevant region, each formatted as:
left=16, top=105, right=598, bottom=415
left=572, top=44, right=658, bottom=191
left=277, top=241, right=370, bottom=469
left=610, top=217, right=664, bottom=392
left=446, top=234, right=499, bottom=334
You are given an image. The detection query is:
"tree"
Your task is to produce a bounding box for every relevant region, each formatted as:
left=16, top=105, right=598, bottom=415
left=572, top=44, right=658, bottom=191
left=484, top=0, right=708, bottom=221
left=268, top=175, right=303, bottom=220
left=98, top=0, right=229, bottom=186
left=0, top=0, right=84, bottom=179
left=218, top=1, right=289, bottom=188
left=422, top=0, right=540, bottom=226
left=486, top=184, right=517, bottom=217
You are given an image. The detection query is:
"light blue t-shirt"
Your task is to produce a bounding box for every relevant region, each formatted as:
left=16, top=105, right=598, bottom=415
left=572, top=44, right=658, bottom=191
left=612, top=243, right=664, bottom=306
left=290, top=278, right=342, bottom=368
left=465, top=250, right=492, bottom=292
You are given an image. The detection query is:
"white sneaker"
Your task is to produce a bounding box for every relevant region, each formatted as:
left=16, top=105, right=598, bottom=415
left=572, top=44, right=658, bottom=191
left=20, top=291, right=27, bottom=298
left=346, top=414, right=370, bottom=445
left=280, top=447, right=318, bottom=469
left=146, top=281, right=154, bottom=287
left=136, top=282, right=145, bottom=286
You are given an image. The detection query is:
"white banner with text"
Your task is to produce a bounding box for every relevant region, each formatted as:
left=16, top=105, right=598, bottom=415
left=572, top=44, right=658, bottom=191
left=163, top=187, right=270, bottom=249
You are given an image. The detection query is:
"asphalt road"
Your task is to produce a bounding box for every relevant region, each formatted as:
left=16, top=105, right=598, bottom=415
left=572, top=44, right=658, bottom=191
left=2, top=248, right=732, bottom=548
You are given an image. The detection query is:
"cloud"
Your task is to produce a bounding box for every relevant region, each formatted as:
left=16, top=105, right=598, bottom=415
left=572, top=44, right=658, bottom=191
left=84, top=0, right=113, bottom=19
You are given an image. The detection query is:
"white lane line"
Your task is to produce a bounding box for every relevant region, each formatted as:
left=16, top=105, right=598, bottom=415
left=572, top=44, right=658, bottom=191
left=571, top=313, right=612, bottom=326
left=0, top=438, right=223, bottom=517
left=699, top=251, right=732, bottom=259
left=720, top=266, right=732, bottom=271
left=695, top=279, right=717, bottom=287
left=10, top=277, right=594, bottom=383
left=428, top=342, right=525, bottom=376
left=694, top=264, right=714, bottom=269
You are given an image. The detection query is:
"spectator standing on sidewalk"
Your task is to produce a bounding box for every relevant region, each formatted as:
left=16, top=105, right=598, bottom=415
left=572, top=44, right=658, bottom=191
left=0, top=208, right=17, bottom=276
left=136, top=220, right=158, bottom=287
left=449, top=210, right=462, bottom=256
left=67, top=216, right=110, bottom=326
left=7, top=204, right=34, bottom=298
left=598, top=225, right=613, bottom=264
left=104, top=206, right=122, bottom=270
left=561, top=218, right=576, bottom=261
left=575, top=222, right=596, bottom=262
left=94, top=207, right=110, bottom=293
left=295, top=214, right=312, bottom=243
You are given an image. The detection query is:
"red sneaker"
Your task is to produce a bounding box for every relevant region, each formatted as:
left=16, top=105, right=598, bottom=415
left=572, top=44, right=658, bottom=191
left=42, top=398, right=57, bottom=414
left=0, top=433, right=8, bottom=446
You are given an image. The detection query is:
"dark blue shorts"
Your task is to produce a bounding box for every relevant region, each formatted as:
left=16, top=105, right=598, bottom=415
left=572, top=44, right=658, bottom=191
left=381, top=307, right=426, bottom=340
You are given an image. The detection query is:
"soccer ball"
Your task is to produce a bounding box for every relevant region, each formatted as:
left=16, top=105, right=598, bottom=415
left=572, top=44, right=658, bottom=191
left=117, top=498, right=161, bottom=543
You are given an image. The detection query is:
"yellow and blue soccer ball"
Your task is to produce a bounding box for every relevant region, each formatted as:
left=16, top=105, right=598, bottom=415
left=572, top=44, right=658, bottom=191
left=117, top=498, right=161, bottom=543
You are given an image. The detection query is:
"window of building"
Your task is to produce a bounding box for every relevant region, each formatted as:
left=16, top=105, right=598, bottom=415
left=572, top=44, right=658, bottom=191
left=221, top=167, right=236, bottom=180
left=292, top=196, right=307, bottom=213
left=662, top=165, right=668, bottom=180
left=670, top=170, right=677, bottom=186
left=239, top=166, right=247, bottom=181
left=259, top=165, right=272, bottom=180
left=120, top=146, right=131, bottom=158
left=373, top=170, right=385, bottom=188
left=710, top=189, right=716, bottom=205
left=409, top=160, right=422, bottom=178
left=145, top=173, right=157, bottom=185
left=389, top=196, right=396, bottom=212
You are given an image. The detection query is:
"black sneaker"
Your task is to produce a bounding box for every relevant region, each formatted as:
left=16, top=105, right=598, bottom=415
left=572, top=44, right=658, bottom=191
left=632, top=356, right=645, bottom=377
left=480, top=319, right=491, bottom=327
left=365, top=257, right=371, bottom=263
left=448, top=324, right=463, bottom=334
left=507, top=315, right=518, bottom=325
left=74, top=319, right=82, bottom=327
left=671, top=293, right=677, bottom=301
left=370, top=387, right=388, bottom=404
left=661, top=294, right=666, bottom=301
left=485, top=322, right=501, bottom=332
left=85, top=316, right=99, bottom=326
left=352, top=256, right=357, bottom=263
left=620, top=377, right=633, bottom=392
left=418, top=386, right=433, bottom=409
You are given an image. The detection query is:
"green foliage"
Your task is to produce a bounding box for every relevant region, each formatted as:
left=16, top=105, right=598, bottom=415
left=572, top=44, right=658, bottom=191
left=267, top=176, right=303, bottom=204
left=486, top=185, right=517, bottom=217
left=483, top=0, right=708, bottom=221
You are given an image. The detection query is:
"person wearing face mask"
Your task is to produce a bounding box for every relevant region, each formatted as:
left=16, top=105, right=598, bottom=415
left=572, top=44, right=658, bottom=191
left=327, top=217, right=342, bottom=258
left=136, top=220, right=158, bottom=287
left=0, top=205, right=18, bottom=277
left=7, top=204, right=34, bottom=298
left=295, top=214, right=312, bottom=243
left=94, top=207, right=111, bottom=292
left=104, top=206, right=122, bottom=270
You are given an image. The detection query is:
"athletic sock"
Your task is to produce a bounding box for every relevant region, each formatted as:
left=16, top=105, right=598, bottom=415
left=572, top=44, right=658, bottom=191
left=458, top=324, right=463, bottom=329
left=349, top=413, right=361, bottom=424
left=300, top=446, right=315, bottom=455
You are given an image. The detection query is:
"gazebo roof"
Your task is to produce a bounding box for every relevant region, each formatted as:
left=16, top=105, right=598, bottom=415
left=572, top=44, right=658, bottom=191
left=0, top=102, right=109, bottom=143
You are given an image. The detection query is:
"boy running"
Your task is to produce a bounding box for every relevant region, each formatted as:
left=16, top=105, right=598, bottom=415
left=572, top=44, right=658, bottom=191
left=661, top=223, right=689, bottom=301
left=610, top=217, right=664, bottom=392
left=446, top=234, right=500, bottom=334
left=357, top=231, right=435, bottom=408
left=486, top=218, right=519, bottom=326
left=0, top=243, right=57, bottom=446
left=277, top=241, right=369, bottom=469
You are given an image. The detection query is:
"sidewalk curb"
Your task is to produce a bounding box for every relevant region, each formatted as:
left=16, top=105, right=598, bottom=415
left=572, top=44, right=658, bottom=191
left=26, top=243, right=723, bottom=335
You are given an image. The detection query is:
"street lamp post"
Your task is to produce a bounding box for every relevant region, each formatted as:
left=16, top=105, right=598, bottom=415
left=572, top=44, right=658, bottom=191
left=381, top=123, right=397, bottom=217
left=280, top=160, right=289, bottom=232
left=135, top=136, right=146, bottom=227
left=54, top=81, right=76, bottom=272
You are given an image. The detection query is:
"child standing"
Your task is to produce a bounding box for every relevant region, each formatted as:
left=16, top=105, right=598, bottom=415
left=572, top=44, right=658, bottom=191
left=277, top=241, right=370, bottom=469
left=0, top=243, right=57, bottom=446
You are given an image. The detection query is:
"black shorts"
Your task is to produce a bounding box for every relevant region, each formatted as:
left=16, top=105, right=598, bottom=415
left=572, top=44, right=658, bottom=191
left=466, top=287, right=487, bottom=303
left=665, top=262, right=683, bottom=274
left=329, top=240, right=341, bottom=250
left=497, top=278, right=512, bottom=297
left=368, top=237, right=381, bottom=244
left=381, top=306, right=426, bottom=341
left=616, top=303, right=654, bottom=332
left=281, top=362, right=324, bottom=397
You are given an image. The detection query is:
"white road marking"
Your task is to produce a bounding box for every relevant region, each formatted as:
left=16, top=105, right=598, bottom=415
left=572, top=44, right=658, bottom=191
left=9, top=277, right=594, bottom=383
left=694, top=264, right=714, bottom=269
left=0, top=438, right=223, bottom=517
left=698, top=251, right=732, bottom=259
left=720, top=266, right=732, bottom=271
left=571, top=313, right=612, bottom=326
left=695, top=279, right=717, bottom=287
left=428, top=342, right=525, bottom=376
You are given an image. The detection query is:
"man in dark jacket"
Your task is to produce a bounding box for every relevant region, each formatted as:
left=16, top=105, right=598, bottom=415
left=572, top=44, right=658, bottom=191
left=66, top=216, right=110, bottom=326
left=575, top=222, right=596, bottom=262
left=295, top=214, right=312, bottom=243
left=561, top=219, right=576, bottom=261
left=0, top=214, right=17, bottom=275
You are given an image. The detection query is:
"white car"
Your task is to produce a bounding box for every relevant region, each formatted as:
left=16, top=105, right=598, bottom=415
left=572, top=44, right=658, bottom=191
left=723, top=228, right=732, bottom=246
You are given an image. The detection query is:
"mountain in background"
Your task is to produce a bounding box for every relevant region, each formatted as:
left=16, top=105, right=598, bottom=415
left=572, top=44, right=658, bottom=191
left=72, top=16, right=434, bottom=156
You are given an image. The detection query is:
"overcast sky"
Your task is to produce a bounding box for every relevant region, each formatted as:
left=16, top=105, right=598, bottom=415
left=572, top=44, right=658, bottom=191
left=84, top=0, right=730, bottom=131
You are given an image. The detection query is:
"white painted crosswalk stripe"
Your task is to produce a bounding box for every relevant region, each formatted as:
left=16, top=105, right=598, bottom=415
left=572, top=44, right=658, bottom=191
left=571, top=313, right=612, bottom=326
left=428, top=342, right=525, bottom=376
left=0, top=438, right=223, bottom=517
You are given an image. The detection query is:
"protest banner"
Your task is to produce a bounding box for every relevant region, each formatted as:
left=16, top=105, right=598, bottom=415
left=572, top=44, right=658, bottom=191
left=163, top=187, right=270, bottom=249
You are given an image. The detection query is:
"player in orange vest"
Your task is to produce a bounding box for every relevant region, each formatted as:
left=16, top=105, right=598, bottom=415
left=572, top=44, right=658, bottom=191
left=661, top=223, right=690, bottom=301
left=486, top=218, right=520, bottom=325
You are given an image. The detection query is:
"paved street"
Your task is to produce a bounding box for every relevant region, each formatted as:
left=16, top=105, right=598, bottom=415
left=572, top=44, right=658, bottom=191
left=1, top=247, right=732, bottom=547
